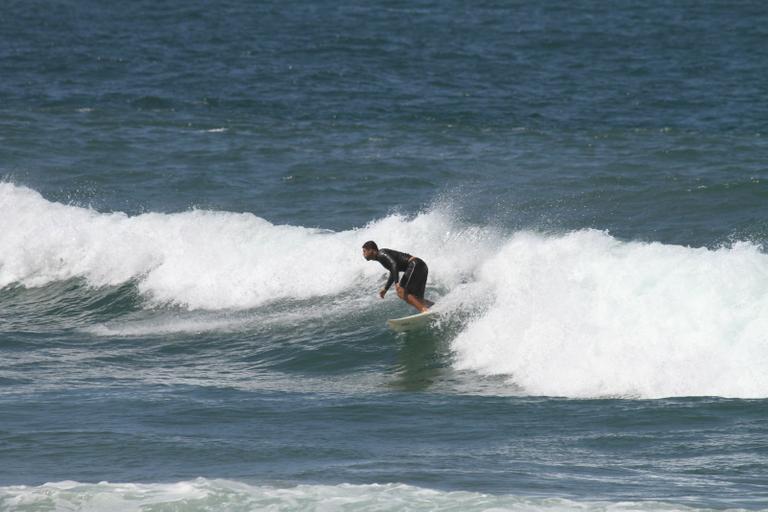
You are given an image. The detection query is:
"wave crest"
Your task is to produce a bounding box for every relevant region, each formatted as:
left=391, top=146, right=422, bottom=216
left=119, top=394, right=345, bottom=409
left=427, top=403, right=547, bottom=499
left=451, top=230, right=768, bottom=399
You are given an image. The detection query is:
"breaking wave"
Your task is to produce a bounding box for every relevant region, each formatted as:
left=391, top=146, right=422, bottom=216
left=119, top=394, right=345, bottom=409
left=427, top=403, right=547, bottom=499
left=4, top=183, right=768, bottom=398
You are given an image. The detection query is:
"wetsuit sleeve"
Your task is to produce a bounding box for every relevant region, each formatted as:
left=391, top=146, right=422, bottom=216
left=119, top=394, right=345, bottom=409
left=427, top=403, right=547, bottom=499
left=380, top=253, right=399, bottom=292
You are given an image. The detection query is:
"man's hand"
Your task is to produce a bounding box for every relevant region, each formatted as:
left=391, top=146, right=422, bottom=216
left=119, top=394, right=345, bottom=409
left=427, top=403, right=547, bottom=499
left=379, top=288, right=387, bottom=299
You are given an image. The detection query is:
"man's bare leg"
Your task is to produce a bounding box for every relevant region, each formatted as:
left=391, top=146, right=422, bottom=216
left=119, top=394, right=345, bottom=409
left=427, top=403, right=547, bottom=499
left=396, top=283, right=430, bottom=313
left=404, top=293, right=430, bottom=313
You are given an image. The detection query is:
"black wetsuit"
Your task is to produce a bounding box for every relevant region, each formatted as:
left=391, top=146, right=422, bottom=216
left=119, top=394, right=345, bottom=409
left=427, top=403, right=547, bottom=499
left=375, top=248, right=428, bottom=299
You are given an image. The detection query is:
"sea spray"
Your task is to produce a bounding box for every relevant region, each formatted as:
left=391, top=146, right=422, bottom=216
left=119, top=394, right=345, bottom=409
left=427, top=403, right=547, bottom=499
left=451, top=230, right=768, bottom=399
left=0, top=183, right=497, bottom=310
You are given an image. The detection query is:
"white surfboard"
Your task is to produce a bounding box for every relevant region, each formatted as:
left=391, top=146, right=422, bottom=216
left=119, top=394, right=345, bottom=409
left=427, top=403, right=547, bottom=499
left=386, top=310, right=438, bottom=332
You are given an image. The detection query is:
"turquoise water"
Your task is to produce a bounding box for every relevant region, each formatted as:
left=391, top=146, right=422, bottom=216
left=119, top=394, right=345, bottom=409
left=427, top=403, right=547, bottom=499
left=2, top=1, right=768, bottom=510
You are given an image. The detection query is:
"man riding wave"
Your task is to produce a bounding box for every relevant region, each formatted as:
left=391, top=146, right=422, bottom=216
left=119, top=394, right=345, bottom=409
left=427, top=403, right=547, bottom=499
left=362, top=240, right=431, bottom=313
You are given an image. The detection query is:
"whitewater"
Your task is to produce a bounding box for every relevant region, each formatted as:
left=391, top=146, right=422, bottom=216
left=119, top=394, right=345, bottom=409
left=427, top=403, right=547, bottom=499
left=3, top=182, right=768, bottom=400
left=2, top=479, right=761, bottom=512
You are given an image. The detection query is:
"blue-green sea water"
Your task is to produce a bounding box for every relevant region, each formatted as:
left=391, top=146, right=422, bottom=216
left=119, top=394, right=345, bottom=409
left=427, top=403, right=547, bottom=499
left=2, top=1, right=768, bottom=510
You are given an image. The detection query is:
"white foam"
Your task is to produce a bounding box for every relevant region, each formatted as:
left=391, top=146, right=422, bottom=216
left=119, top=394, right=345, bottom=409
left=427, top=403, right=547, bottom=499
left=0, top=183, right=495, bottom=311
left=451, top=230, right=768, bottom=399
left=0, top=479, right=746, bottom=512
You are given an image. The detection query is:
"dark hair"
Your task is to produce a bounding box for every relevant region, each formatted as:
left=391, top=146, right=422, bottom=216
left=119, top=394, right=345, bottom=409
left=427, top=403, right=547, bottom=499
left=362, top=241, right=378, bottom=251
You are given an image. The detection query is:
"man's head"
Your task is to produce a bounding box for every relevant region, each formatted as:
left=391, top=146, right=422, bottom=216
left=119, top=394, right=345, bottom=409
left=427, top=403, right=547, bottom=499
left=362, top=240, right=378, bottom=260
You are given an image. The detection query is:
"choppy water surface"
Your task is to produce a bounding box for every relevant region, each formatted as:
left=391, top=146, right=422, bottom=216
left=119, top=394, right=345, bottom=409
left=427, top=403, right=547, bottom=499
left=2, top=1, right=768, bottom=510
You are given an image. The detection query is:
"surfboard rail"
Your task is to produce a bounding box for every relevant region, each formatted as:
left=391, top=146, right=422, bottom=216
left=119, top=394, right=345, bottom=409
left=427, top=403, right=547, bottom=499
left=386, top=310, right=438, bottom=332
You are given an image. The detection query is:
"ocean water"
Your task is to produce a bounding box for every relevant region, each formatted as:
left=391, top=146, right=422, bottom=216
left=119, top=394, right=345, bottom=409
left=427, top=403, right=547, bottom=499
left=2, top=1, right=768, bottom=510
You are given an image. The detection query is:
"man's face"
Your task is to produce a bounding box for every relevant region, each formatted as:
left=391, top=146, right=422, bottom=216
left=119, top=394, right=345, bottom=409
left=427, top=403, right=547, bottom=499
left=363, top=247, right=377, bottom=261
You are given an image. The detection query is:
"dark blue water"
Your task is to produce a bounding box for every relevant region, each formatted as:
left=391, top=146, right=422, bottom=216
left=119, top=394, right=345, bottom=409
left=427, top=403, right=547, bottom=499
left=1, top=1, right=768, bottom=510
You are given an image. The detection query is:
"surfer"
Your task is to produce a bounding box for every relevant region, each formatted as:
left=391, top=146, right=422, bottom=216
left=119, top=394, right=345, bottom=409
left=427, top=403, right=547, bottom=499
left=362, top=241, right=431, bottom=313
